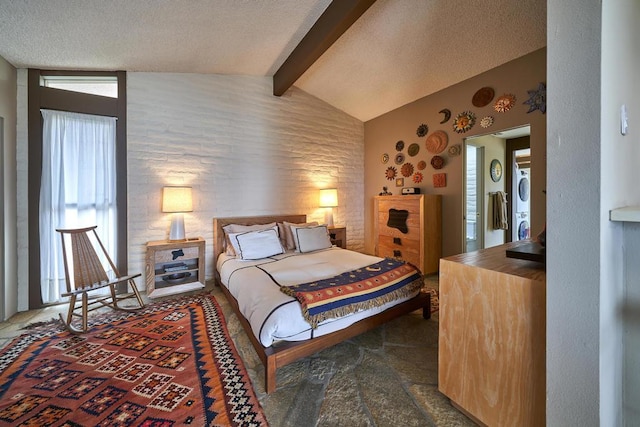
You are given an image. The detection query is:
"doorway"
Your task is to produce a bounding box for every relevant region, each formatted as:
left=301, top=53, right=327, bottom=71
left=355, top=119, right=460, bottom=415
left=463, top=125, right=531, bottom=252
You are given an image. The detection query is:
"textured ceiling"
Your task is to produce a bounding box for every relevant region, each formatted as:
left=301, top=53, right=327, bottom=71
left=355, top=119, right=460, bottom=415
left=0, top=0, right=546, bottom=121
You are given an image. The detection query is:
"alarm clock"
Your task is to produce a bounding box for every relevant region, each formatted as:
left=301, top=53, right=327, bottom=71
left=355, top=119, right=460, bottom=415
left=401, top=187, right=420, bottom=195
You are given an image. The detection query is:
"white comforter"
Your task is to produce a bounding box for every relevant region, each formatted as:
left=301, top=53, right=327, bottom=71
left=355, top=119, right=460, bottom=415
left=217, top=247, right=420, bottom=347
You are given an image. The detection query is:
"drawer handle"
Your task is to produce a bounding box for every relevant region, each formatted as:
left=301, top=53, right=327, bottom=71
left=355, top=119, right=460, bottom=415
left=387, top=209, right=409, bottom=234
left=393, top=237, right=402, bottom=245
left=393, top=250, right=402, bottom=258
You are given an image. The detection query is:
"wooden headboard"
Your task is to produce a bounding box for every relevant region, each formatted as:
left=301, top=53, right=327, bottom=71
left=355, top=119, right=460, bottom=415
left=212, top=214, right=306, bottom=279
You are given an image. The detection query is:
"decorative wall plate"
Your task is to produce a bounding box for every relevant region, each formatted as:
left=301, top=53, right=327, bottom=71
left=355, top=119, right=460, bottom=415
left=396, top=140, right=405, bottom=151
left=453, top=111, right=476, bottom=133
left=395, top=153, right=405, bottom=164
left=490, top=159, right=503, bottom=182
left=381, top=153, right=389, bottom=164
left=417, top=160, right=427, bottom=170
left=480, top=116, right=494, bottom=128
left=385, top=166, right=397, bottom=180
left=416, top=123, right=429, bottom=137
left=408, top=143, right=420, bottom=156
left=413, top=171, right=424, bottom=183
left=494, top=94, right=516, bottom=113
left=401, top=162, right=414, bottom=177
left=425, top=130, right=449, bottom=153
left=472, top=87, right=495, bottom=107
left=431, top=155, right=445, bottom=170
left=447, top=144, right=461, bottom=156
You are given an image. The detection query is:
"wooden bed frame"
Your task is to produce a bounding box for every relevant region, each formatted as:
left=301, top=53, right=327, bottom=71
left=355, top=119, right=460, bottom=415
left=213, top=215, right=431, bottom=393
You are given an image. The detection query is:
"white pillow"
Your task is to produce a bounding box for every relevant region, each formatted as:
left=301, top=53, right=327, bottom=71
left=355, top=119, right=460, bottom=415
left=282, top=221, right=318, bottom=250
left=291, top=225, right=332, bottom=253
left=228, top=227, right=284, bottom=260
left=223, top=222, right=277, bottom=256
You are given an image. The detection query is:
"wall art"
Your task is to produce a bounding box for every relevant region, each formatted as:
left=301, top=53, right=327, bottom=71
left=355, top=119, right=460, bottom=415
left=385, top=166, right=397, bottom=180
left=472, top=86, right=495, bottom=107
left=494, top=94, right=516, bottom=113
left=401, top=162, right=414, bottom=177
left=395, top=178, right=404, bottom=187
left=425, top=130, right=449, bottom=153
left=438, top=109, right=451, bottom=123
left=433, top=173, right=447, bottom=188
left=416, top=123, right=429, bottom=137
left=453, top=111, right=476, bottom=133
left=524, top=82, right=546, bottom=114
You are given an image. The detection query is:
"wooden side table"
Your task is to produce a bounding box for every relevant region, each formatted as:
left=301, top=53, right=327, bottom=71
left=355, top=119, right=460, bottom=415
left=328, top=226, right=346, bottom=249
left=145, top=237, right=205, bottom=298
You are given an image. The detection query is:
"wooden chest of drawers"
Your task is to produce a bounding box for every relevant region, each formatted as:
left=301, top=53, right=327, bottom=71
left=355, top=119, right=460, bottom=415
left=374, top=195, right=442, bottom=274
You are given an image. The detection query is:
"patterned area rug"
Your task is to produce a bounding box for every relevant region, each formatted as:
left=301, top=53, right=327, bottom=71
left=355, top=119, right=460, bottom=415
left=426, top=288, right=439, bottom=313
left=0, top=294, right=268, bottom=426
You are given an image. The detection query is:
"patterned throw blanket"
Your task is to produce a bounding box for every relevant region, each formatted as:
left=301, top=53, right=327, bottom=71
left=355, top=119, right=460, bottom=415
left=280, top=258, right=423, bottom=328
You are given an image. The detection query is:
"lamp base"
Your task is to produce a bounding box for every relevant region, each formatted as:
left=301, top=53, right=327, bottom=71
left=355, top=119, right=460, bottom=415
left=169, top=213, right=187, bottom=241
left=324, top=208, right=334, bottom=227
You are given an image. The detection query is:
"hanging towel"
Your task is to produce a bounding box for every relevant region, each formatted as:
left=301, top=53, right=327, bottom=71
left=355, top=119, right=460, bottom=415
left=492, top=191, right=509, bottom=230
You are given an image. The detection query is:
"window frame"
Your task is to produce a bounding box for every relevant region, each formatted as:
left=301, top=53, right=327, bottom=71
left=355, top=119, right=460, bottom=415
left=28, top=69, right=128, bottom=309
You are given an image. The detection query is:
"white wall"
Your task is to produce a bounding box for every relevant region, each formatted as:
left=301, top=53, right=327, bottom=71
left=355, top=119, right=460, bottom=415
left=547, top=0, right=601, bottom=424
left=601, top=1, right=640, bottom=424
left=127, top=73, right=364, bottom=281
left=0, top=56, right=17, bottom=320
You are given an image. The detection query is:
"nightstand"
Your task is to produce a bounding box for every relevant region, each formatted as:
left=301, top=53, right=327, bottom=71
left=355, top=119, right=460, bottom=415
left=145, top=237, right=205, bottom=298
left=328, top=226, right=346, bottom=249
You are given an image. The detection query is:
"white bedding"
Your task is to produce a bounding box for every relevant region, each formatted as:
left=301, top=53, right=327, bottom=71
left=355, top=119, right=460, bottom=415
left=217, top=246, right=421, bottom=347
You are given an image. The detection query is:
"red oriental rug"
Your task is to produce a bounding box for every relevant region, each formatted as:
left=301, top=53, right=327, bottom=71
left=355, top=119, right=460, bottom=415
left=0, top=294, right=268, bottom=426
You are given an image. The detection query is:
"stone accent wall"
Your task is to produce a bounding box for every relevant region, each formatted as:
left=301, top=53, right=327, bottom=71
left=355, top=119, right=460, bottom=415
left=127, top=73, right=364, bottom=281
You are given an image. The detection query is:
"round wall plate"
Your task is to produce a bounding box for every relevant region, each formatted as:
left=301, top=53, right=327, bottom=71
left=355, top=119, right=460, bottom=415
left=490, top=159, right=503, bottom=182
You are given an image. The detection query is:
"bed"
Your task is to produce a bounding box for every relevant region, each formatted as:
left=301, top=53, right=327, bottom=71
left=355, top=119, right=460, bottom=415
left=213, top=214, right=431, bottom=393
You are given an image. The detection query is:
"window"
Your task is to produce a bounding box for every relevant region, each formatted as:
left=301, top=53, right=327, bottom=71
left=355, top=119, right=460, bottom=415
left=28, top=70, right=127, bottom=309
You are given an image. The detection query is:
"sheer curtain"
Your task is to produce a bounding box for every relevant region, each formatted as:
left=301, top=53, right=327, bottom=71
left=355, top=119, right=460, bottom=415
left=39, top=109, right=117, bottom=304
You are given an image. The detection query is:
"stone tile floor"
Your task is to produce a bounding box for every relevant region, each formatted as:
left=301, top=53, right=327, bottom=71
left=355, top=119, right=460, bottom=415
left=0, top=278, right=476, bottom=427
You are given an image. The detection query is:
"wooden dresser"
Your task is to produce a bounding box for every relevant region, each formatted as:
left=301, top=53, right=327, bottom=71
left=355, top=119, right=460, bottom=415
left=373, top=194, right=442, bottom=275
left=438, top=241, right=546, bottom=426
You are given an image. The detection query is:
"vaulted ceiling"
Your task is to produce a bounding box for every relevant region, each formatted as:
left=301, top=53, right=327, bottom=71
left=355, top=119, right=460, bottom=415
left=0, top=0, right=546, bottom=122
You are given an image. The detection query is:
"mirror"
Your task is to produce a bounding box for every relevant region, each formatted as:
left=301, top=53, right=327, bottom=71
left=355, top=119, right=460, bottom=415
left=463, top=125, right=531, bottom=252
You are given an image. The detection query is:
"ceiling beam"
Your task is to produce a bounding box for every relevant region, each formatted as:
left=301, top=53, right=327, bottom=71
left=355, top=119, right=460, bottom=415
left=273, top=0, right=377, bottom=96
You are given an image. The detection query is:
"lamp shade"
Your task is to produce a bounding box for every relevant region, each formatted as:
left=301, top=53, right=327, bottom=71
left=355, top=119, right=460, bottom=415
left=319, top=188, right=338, bottom=208
left=162, top=187, right=193, bottom=213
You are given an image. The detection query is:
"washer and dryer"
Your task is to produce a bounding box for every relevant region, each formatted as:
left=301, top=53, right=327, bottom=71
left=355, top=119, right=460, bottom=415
left=514, top=168, right=530, bottom=241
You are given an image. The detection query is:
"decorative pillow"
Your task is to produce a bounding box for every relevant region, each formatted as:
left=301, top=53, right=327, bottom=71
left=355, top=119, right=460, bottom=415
left=223, top=222, right=277, bottom=256
left=282, top=221, right=318, bottom=250
left=228, top=226, right=284, bottom=260
left=291, top=225, right=332, bottom=253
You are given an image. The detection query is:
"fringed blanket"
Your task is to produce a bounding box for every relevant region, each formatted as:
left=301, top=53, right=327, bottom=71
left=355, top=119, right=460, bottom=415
left=280, top=258, right=423, bottom=328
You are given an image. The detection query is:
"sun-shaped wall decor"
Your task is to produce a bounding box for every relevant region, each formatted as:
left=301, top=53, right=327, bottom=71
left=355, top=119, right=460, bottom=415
left=480, top=116, right=494, bottom=128
left=385, top=166, right=397, bottom=180
left=416, top=123, right=429, bottom=137
left=413, top=172, right=424, bottom=183
left=401, top=162, right=414, bottom=177
left=494, top=94, right=516, bottom=113
left=453, top=111, right=476, bottom=134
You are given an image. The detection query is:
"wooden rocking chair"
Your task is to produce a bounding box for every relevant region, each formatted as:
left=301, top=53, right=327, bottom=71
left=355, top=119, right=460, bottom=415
left=56, top=226, right=145, bottom=333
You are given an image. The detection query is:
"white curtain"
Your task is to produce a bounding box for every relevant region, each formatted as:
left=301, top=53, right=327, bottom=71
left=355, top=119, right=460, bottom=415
left=39, top=109, right=117, bottom=304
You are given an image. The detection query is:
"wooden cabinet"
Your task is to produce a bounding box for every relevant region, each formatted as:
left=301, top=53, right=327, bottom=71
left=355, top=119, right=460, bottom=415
left=145, top=238, right=205, bottom=298
left=328, top=226, right=346, bottom=249
left=438, top=241, right=546, bottom=426
left=373, top=194, right=441, bottom=275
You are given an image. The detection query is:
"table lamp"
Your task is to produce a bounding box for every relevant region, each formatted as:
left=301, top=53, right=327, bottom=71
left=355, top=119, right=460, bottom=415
left=319, top=188, right=338, bottom=227
left=162, top=186, right=193, bottom=241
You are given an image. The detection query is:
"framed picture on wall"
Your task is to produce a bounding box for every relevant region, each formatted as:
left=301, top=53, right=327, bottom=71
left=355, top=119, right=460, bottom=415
left=395, top=178, right=404, bottom=187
